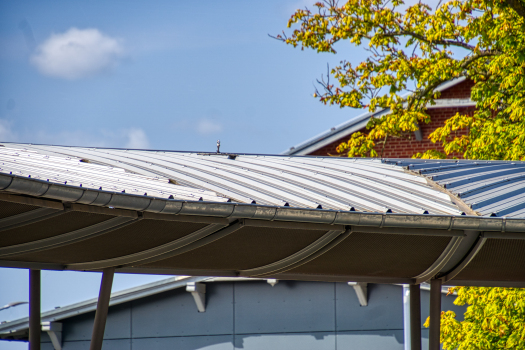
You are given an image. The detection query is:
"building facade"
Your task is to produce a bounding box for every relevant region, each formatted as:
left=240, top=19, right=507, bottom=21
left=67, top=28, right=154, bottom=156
left=286, top=78, right=475, bottom=158
left=1, top=279, right=466, bottom=350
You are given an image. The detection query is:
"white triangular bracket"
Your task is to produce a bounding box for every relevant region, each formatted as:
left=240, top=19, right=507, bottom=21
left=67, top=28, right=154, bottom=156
left=348, top=282, right=368, bottom=306
left=42, top=321, right=62, bottom=350
left=186, top=282, right=206, bottom=312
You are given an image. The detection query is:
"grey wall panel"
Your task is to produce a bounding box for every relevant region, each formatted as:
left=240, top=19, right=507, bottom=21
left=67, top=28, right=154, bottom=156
left=42, top=339, right=130, bottom=350
left=421, top=328, right=429, bottom=350
left=132, top=335, right=233, bottom=350
left=337, top=330, right=404, bottom=350
left=336, top=283, right=403, bottom=331
left=42, top=342, right=55, bottom=350
left=131, top=282, right=234, bottom=338
left=62, top=303, right=131, bottom=341
left=420, top=290, right=466, bottom=325
left=234, top=332, right=335, bottom=350
left=234, top=281, right=335, bottom=334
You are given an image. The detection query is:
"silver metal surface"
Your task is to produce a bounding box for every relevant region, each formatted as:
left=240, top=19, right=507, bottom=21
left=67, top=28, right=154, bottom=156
left=0, top=143, right=461, bottom=215
left=389, top=159, right=525, bottom=218
left=1, top=143, right=524, bottom=225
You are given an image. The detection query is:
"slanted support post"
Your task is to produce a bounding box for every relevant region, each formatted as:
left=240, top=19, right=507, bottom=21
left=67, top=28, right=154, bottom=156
left=410, top=284, right=422, bottom=350
left=90, top=267, right=115, bottom=350
left=29, top=269, right=41, bottom=350
left=429, top=279, right=442, bottom=350
left=186, top=282, right=206, bottom=312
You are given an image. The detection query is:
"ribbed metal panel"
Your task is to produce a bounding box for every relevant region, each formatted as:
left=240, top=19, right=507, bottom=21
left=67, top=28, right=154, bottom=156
left=2, top=143, right=524, bottom=217
left=386, top=159, right=525, bottom=218
left=0, top=143, right=462, bottom=215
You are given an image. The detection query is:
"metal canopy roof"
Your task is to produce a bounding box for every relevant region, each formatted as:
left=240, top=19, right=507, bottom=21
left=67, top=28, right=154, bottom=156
left=0, top=142, right=524, bottom=287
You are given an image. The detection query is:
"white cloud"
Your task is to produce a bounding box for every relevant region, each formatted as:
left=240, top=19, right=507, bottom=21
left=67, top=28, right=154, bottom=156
left=31, top=28, right=123, bottom=80
left=124, top=128, right=149, bottom=149
left=197, top=119, right=223, bottom=135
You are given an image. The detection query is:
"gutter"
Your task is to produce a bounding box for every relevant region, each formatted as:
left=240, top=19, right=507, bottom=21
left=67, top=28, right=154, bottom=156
left=0, top=173, right=524, bottom=232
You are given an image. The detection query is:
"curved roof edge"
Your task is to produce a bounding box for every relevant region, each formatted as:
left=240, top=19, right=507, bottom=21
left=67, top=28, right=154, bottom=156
left=1, top=176, right=524, bottom=232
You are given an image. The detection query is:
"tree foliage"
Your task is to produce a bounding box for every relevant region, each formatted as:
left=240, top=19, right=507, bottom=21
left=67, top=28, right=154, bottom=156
left=279, top=1, right=525, bottom=348
left=277, top=0, right=525, bottom=159
left=423, top=287, right=525, bottom=349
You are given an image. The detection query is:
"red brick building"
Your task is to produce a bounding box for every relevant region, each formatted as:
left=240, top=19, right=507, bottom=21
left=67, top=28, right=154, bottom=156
left=284, top=78, right=475, bottom=158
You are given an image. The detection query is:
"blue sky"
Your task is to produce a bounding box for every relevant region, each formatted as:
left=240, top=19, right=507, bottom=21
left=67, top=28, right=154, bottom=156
left=0, top=0, right=368, bottom=155
left=0, top=1, right=371, bottom=348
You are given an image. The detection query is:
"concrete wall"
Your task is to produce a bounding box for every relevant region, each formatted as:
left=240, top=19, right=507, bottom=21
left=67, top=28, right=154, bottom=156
left=40, top=281, right=466, bottom=350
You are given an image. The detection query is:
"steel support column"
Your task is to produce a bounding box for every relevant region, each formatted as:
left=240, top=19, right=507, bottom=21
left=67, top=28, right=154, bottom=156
left=409, top=284, right=422, bottom=350
left=429, top=279, right=442, bottom=350
left=89, top=267, right=115, bottom=350
left=29, top=269, right=41, bottom=350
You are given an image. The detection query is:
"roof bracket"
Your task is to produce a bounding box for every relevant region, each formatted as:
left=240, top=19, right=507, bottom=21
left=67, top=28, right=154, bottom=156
left=267, top=279, right=278, bottom=287
left=42, top=321, right=62, bottom=350
left=186, top=282, right=206, bottom=312
left=348, top=282, right=368, bottom=306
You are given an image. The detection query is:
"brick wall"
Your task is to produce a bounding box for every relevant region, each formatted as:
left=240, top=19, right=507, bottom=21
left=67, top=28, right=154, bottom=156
left=308, top=80, right=474, bottom=158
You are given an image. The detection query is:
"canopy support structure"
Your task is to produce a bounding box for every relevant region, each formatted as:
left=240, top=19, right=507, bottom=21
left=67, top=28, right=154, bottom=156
left=429, top=279, right=442, bottom=350
left=89, top=267, right=115, bottom=350
left=29, top=269, right=41, bottom=350
left=410, top=284, right=422, bottom=350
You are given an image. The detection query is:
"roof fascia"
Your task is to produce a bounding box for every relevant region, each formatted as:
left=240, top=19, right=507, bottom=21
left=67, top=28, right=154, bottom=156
left=1, top=180, right=524, bottom=232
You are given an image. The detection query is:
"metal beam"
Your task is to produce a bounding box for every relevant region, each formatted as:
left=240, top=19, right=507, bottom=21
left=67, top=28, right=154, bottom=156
left=272, top=273, right=415, bottom=284
left=29, top=269, right=41, bottom=350
left=67, top=223, right=228, bottom=270
left=0, top=208, right=63, bottom=232
left=68, top=221, right=243, bottom=270
left=242, top=219, right=344, bottom=231
left=483, top=231, right=525, bottom=239
left=270, top=229, right=352, bottom=274
left=429, top=279, right=442, bottom=350
left=89, top=267, right=115, bottom=350
left=442, top=236, right=487, bottom=283
left=409, top=284, right=422, bottom=350
left=239, top=229, right=346, bottom=277
left=0, top=217, right=138, bottom=257
left=438, top=230, right=480, bottom=274
left=413, top=236, right=463, bottom=284
left=352, top=225, right=464, bottom=237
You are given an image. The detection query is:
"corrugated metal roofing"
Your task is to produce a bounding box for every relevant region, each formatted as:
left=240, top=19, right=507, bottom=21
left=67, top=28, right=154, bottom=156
left=387, top=159, right=525, bottom=218
left=0, top=143, right=524, bottom=217
left=0, top=143, right=461, bottom=216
